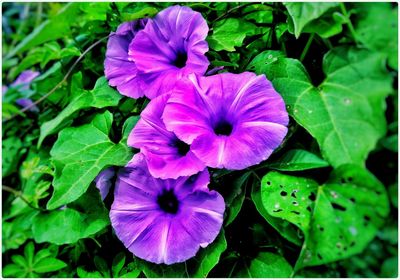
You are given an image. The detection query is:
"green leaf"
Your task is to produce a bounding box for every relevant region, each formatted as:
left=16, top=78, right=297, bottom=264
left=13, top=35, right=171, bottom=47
left=224, top=172, right=251, bottom=226
left=251, top=176, right=302, bottom=246
left=353, top=3, right=398, bottom=70
left=24, top=242, right=35, bottom=267
left=6, top=3, right=80, bottom=58
left=141, top=230, right=227, bottom=278
left=2, top=137, right=23, bottom=177
left=119, top=261, right=141, bottom=278
left=38, top=75, right=122, bottom=147
left=302, top=11, right=345, bottom=38
left=33, top=258, right=67, bottom=273
left=11, top=255, right=27, bottom=268
left=94, top=256, right=110, bottom=277
left=77, top=267, right=103, bottom=278
left=111, top=253, right=125, bottom=277
left=233, top=252, right=293, bottom=277
left=3, top=264, right=26, bottom=278
left=264, top=149, right=329, bottom=171
left=247, top=47, right=392, bottom=167
left=208, top=18, right=257, bottom=51
left=121, top=7, right=158, bottom=21
left=261, top=165, right=390, bottom=268
left=32, top=186, right=110, bottom=244
left=80, top=2, right=110, bottom=21
left=284, top=2, right=339, bottom=38
left=46, top=111, right=133, bottom=209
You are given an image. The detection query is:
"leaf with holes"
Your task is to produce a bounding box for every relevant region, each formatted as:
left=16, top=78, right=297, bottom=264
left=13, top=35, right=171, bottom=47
left=261, top=164, right=390, bottom=268
left=46, top=111, right=133, bottom=210
left=284, top=2, right=339, bottom=38
left=247, top=47, right=392, bottom=167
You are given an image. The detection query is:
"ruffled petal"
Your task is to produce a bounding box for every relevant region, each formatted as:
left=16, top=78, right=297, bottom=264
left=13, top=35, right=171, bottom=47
left=104, top=20, right=147, bottom=98
left=129, top=93, right=205, bottom=179
left=94, top=167, right=115, bottom=200
left=164, top=72, right=289, bottom=170
left=129, top=5, right=209, bottom=98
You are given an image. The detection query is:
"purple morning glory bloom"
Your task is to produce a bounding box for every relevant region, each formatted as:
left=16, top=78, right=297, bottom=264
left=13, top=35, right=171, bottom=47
left=104, top=19, right=148, bottom=98
left=128, top=5, right=210, bottom=99
left=10, top=70, right=39, bottom=91
left=128, top=93, right=205, bottom=179
left=94, top=167, right=115, bottom=200
left=110, top=153, right=224, bottom=265
left=163, top=73, right=289, bottom=170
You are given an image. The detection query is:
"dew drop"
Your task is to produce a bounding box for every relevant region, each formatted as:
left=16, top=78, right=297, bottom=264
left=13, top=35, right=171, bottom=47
left=268, top=54, right=273, bottom=59
left=344, top=98, right=352, bottom=105
left=349, top=226, right=358, bottom=236
left=274, top=203, right=280, bottom=208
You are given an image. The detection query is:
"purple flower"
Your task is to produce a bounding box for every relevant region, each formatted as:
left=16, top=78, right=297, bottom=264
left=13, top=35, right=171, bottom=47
left=15, top=98, right=39, bottom=112
left=163, top=73, right=289, bottom=170
left=94, top=167, right=115, bottom=200
left=10, top=70, right=39, bottom=91
left=104, top=19, right=148, bottom=99
left=128, top=93, right=205, bottom=179
left=110, top=153, right=224, bottom=265
left=128, top=5, right=210, bottom=99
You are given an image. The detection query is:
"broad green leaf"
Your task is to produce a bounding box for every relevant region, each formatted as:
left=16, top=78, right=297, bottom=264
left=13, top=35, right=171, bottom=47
left=46, top=111, right=133, bottom=209
left=141, top=230, right=227, bottom=278
left=261, top=165, right=390, bottom=268
left=121, top=7, right=158, bottom=21
left=208, top=18, right=258, bottom=51
left=264, top=149, right=329, bottom=171
left=302, top=11, right=345, bottom=38
left=32, top=186, right=110, bottom=244
left=284, top=2, right=339, bottom=38
left=247, top=47, right=392, bottom=167
left=38, top=75, right=122, bottom=147
left=232, top=252, right=293, bottom=277
left=6, top=3, right=80, bottom=58
left=33, top=258, right=67, bottom=273
left=353, top=3, right=398, bottom=70
left=80, top=2, right=110, bottom=21
left=2, top=137, right=23, bottom=177
left=251, top=176, right=302, bottom=246
left=224, top=171, right=251, bottom=226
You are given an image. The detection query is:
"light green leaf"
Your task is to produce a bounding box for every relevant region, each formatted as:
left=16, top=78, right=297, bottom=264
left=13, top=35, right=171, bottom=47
left=284, top=2, right=339, bottom=38
left=6, top=3, right=80, bottom=58
left=33, top=258, right=67, bottom=273
left=261, top=165, right=390, bottom=268
left=265, top=149, right=329, bottom=171
left=38, top=75, right=122, bottom=147
left=2, top=137, right=23, bottom=177
left=233, top=252, right=293, bottom=277
left=11, top=255, right=27, bottom=268
left=111, top=253, right=125, bottom=277
left=121, top=7, right=158, bottom=21
left=248, top=47, right=392, bottom=168
left=32, top=186, right=110, bottom=244
left=224, top=172, right=251, bottom=226
left=141, top=230, right=227, bottom=278
left=46, top=111, right=133, bottom=209
left=251, top=178, right=302, bottom=246
left=353, top=3, right=398, bottom=70
left=77, top=267, right=103, bottom=278
left=208, top=18, right=258, bottom=51
left=3, top=264, right=26, bottom=278
left=80, top=2, right=110, bottom=21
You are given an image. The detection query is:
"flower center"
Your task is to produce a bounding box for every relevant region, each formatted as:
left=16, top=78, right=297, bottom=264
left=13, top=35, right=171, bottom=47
left=174, top=139, right=190, bottom=156
left=172, top=51, right=187, bottom=68
left=157, top=189, right=179, bottom=214
left=213, top=120, right=233, bottom=136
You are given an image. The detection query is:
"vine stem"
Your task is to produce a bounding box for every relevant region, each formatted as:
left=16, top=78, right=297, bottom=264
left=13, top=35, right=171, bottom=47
left=3, top=34, right=113, bottom=123
left=300, top=33, right=314, bottom=62
left=2, top=185, right=47, bottom=212
left=339, top=3, right=359, bottom=44
left=213, top=2, right=254, bottom=23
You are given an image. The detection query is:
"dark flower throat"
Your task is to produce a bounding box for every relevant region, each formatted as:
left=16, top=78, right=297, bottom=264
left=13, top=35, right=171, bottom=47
left=174, top=139, right=190, bottom=156
left=214, top=120, right=233, bottom=136
left=173, top=51, right=187, bottom=68
left=157, top=189, right=179, bottom=214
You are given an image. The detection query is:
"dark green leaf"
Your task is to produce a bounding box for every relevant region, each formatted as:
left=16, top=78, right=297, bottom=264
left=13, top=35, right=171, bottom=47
left=46, top=111, right=133, bottom=209
left=224, top=172, right=251, bottom=226
left=264, top=149, right=329, bottom=171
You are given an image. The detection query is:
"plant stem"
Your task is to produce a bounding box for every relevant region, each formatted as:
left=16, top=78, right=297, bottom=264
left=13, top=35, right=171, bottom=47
left=3, top=34, right=112, bottom=123
left=35, top=3, right=42, bottom=27
left=300, top=33, right=314, bottom=62
left=339, top=3, right=359, bottom=44
left=2, top=185, right=46, bottom=212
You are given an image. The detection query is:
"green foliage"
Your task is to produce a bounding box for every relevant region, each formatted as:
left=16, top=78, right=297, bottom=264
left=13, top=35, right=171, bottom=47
left=47, top=111, right=133, bottom=209
left=261, top=165, right=389, bottom=269
left=248, top=47, right=392, bottom=168
left=3, top=242, right=67, bottom=277
left=2, top=2, right=397, bottom=278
